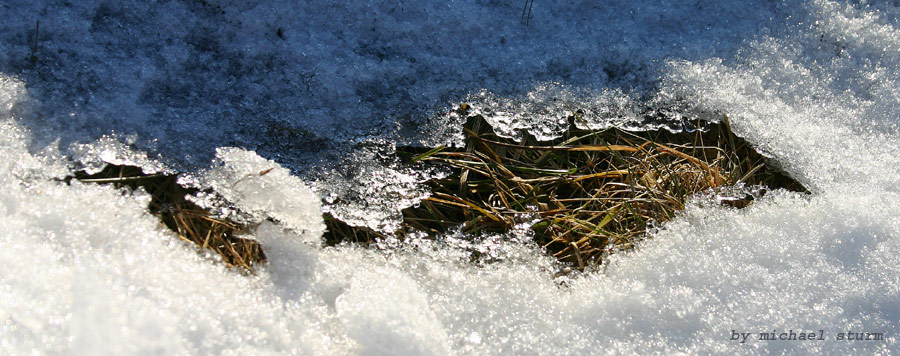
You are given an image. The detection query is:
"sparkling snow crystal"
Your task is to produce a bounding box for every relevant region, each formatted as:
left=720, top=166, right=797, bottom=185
left=2, top=0, right=900, bottom=354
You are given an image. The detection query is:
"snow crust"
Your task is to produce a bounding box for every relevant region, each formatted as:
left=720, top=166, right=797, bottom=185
left=188, top=146, right=325, bottom=239
left=0, top=0, right=785, bottom=169
left=2, top=0, right=900, bottom=355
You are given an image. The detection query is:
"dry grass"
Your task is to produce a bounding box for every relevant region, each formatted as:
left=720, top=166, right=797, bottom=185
left=73, top=165, right=265, bottom=274
left=72, top=105, right=807, bottom=272
left=326, top=106, right=806, bottom=268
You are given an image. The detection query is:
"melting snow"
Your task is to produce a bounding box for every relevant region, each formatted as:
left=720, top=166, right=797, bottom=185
left=2, top=0, right=900, bottom=354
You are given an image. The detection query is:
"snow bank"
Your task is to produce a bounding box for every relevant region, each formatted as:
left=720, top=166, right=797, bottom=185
left=661, top=0, right=900, bottom=193
left=0, top=118, right=343, bottom=354
left=2, top=0, right=900, bottom=355
left=0, top=0, right=787, bottom=168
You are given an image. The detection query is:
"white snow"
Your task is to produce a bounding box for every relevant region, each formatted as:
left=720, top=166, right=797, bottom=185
left=2, top=0, right=900, bottom=355
left=189, top=146, right=325, bottom=240
left=0, top=0, right=787, bottom=168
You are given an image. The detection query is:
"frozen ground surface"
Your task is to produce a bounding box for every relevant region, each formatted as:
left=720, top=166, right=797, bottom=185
left=0, top=0, right=789, bottom=168
left=2, top=0, right=900, bottom=354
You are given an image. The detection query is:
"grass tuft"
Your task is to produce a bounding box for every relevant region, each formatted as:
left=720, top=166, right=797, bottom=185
left=71, top=165, right=265, bottom=274
left=326, top=107, right=807, bottom=268
left=70, top=106, right=808, bottom=272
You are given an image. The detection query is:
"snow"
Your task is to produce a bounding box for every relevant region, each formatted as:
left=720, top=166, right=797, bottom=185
left=0, top=0, right=786, bottom=169
left=2, top=0, right=900, bottom=354
left=188, top=146, right=325, bottom=239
